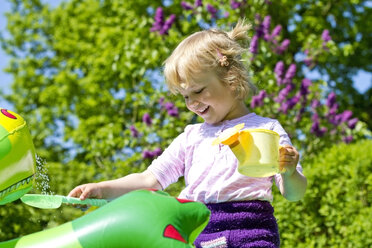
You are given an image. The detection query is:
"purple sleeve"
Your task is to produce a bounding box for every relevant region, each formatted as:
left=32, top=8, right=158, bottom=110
left=147, top=132, right=186, bottom=190
left=271, top=120, right=304, bottom=187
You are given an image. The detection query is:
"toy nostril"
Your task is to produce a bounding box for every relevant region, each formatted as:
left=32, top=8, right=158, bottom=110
left=1, top=109, right=17, bottom=119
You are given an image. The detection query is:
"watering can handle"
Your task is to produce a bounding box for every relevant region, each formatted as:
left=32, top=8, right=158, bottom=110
left=278, top=145, right=287, bottom=173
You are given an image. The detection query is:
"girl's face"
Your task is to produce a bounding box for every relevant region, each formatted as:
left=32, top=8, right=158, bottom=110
left=179, top=72, right=249, bottom=124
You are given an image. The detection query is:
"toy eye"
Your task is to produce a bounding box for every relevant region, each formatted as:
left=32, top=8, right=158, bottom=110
left=1, top=109, right=17, bottom=119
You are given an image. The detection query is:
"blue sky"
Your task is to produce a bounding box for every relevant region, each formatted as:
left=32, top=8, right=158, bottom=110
left=0, top=1, right=371, bottom=110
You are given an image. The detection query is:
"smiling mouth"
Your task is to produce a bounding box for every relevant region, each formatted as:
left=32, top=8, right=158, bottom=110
left=197, top=106, right=209, bottom=115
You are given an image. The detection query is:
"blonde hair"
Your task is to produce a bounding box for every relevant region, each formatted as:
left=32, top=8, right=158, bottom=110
left=163, top=19, right=258, bottom=99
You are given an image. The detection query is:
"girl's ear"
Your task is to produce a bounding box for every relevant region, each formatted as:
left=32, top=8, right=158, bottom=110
left=227, top=81, right=241, bottom=99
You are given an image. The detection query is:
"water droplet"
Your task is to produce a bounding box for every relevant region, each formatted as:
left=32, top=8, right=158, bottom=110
left=35, top=154, right=55, bottom=195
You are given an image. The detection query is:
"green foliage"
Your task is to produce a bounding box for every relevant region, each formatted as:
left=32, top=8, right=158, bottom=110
left=273, top=139, right=372, bottom=247
left=0, top=0, right=371, bottom=242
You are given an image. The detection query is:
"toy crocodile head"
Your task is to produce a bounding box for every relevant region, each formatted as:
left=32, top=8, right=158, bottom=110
left=0, top=108, right=36, bottom=205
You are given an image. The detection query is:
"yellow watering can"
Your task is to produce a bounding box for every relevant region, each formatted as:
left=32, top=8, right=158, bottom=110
left=213, top=123, right=283, bottom=177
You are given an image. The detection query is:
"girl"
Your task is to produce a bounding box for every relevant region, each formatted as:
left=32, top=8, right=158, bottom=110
left=68, top=20, right=307, bottom=248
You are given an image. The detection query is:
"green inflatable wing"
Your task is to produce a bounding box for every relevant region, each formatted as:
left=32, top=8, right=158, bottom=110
left=0, top=108, right=36, bottom=205
left=0, top=189, right=210, bottom=248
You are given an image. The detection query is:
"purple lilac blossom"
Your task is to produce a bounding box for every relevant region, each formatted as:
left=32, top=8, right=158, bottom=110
left=295, top=107, right=306, bottom=122
left=206, top=4, right=218, bottom=18
left=326, top=104, right=339, bottom=126
left=254, top=14, right=265, bottom=38
left=164, top=102, right=174, bottom=110
left=310, top=120, right=319, bottom=132
left=271, top=25, right=282, bottom=38
left=163, top=102, right=179, bottom=117
left=283, top=63, right=296, bottom=84
left=250, top=98, right=260, bottom=109
left=321, top=29, right=331, bottom=42
left=311, top=121, right=327, bottom=137
left=275, top=39, right=290, bottom=54
left=165, top=102, right=179, bottom=117
left=258, top=90, right=267, bottom=99
left=300, top=78, right=312, bottom=97
left=142, top=150, right=154, bottom=159
left=340, top=110, right=353, bottom=122
left=310, top=113, right=327, bottom=136
left=319, top=127, right=328, bottom=136
left=304, top=57, right=313, bottom=67
left=274, top=61, right=284, bottom=85
left=347, top=118, right=358, bottom=129
left=142, top=113, right=152, bottom=126
left=255, top=23, right=264, bottom=38
left=326, top=92, right=337, bottom=108
left=262, top=16, right=271, bottom=38
left=153, top=147, right=163, bottom=156
left=312, top=112, right=320, bottom=122
left=275, top=83, right=295, bottom=103
left=249, top=35, right=259, bottom=54
left=230, top=0, right=241, bottom=9
left=130, top=125, right=139, bottom=138
left=335, top=113, right=344, bottom=123
left=159, top=97, right=165, bottom=106
left=292, top=94, right=301, bottom=104
left=250, top=90, right=267, bottom=108
left=328, top=103, right=339, bottom=116
left=279, top=94, right=300, bottom=113
left=343, top=135, right=353, bottom=143
left=264, top=34, right=271, bottom=42
left=152, top=147, right=163, bottom=157
left=328, top=115, right=338, bottom=125
left=333, top=114, right=343, bottom=125
left=181, top=1, right=194, bottom=10
left=168, top=108, right=179, bottom=117
left=150, top=7, right=164, bottom=32
left=195, top=0, right=203, bottom=7
left=311, top=99, right=321, bottom=109
left=142, top=148, right=163, bottom=159
left=160, top=14, right=176, bottom=35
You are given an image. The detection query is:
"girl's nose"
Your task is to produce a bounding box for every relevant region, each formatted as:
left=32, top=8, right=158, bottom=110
left=187, top=97, right=199, bottom=109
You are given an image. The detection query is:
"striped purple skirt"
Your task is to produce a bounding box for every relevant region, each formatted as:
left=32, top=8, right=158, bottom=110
left=194, top=200, right=280, bottom=248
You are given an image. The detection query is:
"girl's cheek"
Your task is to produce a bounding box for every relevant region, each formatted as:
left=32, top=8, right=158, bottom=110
left=185, top=102, right=193, bottom=112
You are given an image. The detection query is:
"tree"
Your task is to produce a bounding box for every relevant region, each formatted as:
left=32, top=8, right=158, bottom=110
left=0, top=0, right=370, bottom=241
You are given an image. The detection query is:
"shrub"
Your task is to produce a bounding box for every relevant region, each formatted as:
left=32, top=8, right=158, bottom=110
left=273, top=139, right=372, bottom=248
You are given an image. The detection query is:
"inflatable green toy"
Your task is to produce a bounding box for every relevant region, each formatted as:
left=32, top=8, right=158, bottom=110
left=0, top=108, right=36, bottom=205
left=0, top=108, right=210, bottom=247
left=0, top=189, right=210, bottom=248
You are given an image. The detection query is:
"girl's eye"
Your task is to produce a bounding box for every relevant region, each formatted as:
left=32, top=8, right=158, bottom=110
left=195, top=88, right=205, bottom=94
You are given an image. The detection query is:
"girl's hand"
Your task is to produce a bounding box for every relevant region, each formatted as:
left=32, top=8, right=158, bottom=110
left=279, top=145, right=299, bottom=176
left=67, top=183, right=103, bottom=200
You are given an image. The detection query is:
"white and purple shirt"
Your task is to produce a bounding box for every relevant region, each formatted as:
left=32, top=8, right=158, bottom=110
left=147, top=113, right=302, bottom=203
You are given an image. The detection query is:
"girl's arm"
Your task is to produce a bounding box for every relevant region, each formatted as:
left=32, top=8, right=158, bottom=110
left=277, top=145, right=307, bottom=201
left=68, top=170, right=162, bottom=200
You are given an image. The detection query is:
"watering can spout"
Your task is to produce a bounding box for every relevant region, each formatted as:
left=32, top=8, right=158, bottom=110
left=0, top=108, right=36, bottom=205
left=230, top=130, right=254, bottom=165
